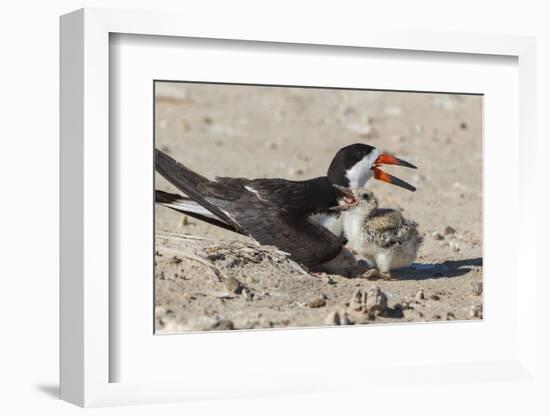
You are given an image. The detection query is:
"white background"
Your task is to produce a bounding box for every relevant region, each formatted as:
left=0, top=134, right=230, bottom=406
left=1, top=1, right=548, bottom=415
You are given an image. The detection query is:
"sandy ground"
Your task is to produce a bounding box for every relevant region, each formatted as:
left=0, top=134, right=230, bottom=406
left=154, top=82, right=483, bottom=333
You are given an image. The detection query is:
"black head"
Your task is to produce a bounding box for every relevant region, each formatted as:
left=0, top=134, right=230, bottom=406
left=327, top=143, right=376, bottom=187
left=327, top=143, right=418, bottom=192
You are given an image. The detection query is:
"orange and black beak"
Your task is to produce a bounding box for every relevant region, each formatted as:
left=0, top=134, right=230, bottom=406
left=372, top=153, right=417, bottom=192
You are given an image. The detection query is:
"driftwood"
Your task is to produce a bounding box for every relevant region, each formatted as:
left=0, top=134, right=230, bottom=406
left=156, top=230, right=314, bottom=278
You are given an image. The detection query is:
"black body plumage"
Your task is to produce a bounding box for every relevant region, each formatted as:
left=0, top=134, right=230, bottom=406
left=155, top=149, right=347, bottom=267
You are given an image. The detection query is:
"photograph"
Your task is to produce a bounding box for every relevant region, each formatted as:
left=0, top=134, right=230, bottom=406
left=154, top=81, right=483, bottom=333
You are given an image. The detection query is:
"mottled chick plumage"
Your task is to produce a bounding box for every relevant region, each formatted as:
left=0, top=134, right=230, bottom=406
left=342, top=189, right=422, bottom=274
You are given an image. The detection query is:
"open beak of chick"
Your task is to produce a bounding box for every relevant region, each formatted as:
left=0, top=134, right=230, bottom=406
left=330, top=186, right=359, bottom=211
left=372, top=153, right=417, bottom=192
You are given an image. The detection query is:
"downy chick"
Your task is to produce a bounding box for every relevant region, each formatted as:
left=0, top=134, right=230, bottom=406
left=342, top=189, right=422, bottom=279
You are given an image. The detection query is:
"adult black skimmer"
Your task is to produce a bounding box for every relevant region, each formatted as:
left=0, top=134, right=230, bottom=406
left=341, top=189, right=422, bottom=280
left=313, top=143, right=417, bottom=236
left=155, top=144, right=416, bottom=267
left=155, top=149, right=356, bottom=267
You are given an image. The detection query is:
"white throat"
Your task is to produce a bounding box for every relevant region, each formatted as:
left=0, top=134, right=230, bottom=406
left=342, top=210, right=366, bottom=251
left=345, top=149, right=379, bottom=188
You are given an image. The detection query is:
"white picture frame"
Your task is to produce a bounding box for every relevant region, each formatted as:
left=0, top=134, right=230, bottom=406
left=60, top=7, right=538, bottom=408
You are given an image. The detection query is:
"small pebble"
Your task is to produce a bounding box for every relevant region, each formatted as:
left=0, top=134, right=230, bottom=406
left=325, top=311, right=352, bottom=325
left=308, top=295, right=327, bottom=308
left=225, top=276, right=243, bottom=294
left=432, top=232, right=444, bottom=241
left=212, top=319, right=234, bottom=330
left=415, top=290, right=425, bottom=300
left=446, top=312, right=456, bottom=320
left=366, top=286, right=388, bottom=313
left=350, top=289, right=367, bottom=311
left=429, top=294, right=441, bottom=301
left=288, top=167, right=305, bottom=176
left=448, top=241, right=460, bottom=252
left=350, top=286, right=387, bottom=314
left=444, top=226, right=456, bottom=235
left=325, top=311, right=341, bottom=325
left=470, top=281, right=483, bottom=296
left=242, top=287, right=254, bottom=301
left=469, top=305, right=482, bottom=318
left=324, top=275, right=337, bottom=285
left=460, top=121, right=468, bottom=130
left=391, top=303, right=404, bottom=318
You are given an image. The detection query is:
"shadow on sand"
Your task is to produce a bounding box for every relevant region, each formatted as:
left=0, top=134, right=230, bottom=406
left=338, top=257, right=482, bottom=280
left=396, top=257, right=483, bottom=281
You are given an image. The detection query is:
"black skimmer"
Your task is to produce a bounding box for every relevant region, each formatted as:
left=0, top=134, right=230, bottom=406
left=313, top=143, right=417, bottom=236
left=155, top=149, right=356, bottom=268
left=340, top=189, right=422, bottom=280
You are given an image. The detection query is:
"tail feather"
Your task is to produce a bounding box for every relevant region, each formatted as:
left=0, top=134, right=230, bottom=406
left=155, top=190, right=243, bottom=234
left=155, top=189, right=186, bottom=204
left=155, top=149, right=242, bottom=233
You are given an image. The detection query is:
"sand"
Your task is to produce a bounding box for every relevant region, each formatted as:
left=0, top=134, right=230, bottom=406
left=154, top=82, right=483, bottom=333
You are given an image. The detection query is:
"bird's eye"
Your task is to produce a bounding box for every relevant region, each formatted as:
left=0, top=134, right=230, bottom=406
left=361, top=193, right=369, bottom=200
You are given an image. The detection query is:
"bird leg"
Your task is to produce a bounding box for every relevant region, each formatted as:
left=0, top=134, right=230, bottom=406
left=361, top=268, right=395, bottom=281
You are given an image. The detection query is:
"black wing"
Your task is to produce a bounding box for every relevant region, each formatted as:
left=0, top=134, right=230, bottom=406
left=210, top=176, right=344, bottom=216
left=208, top=186, right=344, bottom=267
left=155, top=149, right=346, bottom=267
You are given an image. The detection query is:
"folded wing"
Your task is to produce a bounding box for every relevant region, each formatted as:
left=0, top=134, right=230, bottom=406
left=155, top=149, right=345, bottom=267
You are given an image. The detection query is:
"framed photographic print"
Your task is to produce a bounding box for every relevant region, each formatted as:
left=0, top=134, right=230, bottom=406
left=60, top=7, right=539, bottom=408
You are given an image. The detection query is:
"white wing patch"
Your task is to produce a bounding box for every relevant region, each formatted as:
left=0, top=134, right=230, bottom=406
left=244, top=186, right=266, bottom=201
left=161, top=200, right=219, bottom=220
